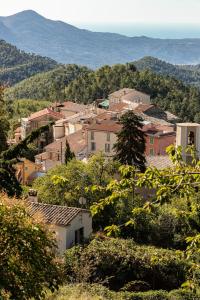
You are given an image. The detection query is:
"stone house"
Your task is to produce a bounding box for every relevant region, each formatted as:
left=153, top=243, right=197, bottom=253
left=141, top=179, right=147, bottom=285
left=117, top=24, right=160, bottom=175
left=35, top=129, right=87, bottom=171
left=21, top=108, right=63, bottom=149
left=109, top=88, right=151, bottom=108
left=27, top=201, right=92, bottom=255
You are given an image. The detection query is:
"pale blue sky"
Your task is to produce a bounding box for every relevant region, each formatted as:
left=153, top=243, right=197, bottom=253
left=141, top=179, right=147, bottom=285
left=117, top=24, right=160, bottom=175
left=1, top=0, right=200, bottom=24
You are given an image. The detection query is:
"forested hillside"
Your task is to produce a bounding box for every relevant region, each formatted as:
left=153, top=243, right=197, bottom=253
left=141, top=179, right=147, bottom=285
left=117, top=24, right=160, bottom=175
left=4, top=64, right=90, bottom=101
left=134, top=56, right=200, bottom=87
left=0, top=40, right=57, bottom=85
left=65, top=63, right=200, bottom=122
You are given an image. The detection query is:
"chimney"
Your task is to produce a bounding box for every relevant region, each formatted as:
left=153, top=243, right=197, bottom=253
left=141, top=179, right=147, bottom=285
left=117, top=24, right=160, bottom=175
left=28, top=189, right=38, bottom=203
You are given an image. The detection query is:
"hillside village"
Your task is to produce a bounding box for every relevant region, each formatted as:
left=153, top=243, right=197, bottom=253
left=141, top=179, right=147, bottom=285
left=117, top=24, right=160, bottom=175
left=1, top=8, right=200, bottom=300
left=13, top=88, right=183, bottom=185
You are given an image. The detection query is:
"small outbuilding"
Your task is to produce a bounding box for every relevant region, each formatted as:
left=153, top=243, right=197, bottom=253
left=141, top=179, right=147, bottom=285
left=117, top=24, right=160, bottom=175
left=27, top=202, right=92, bottom=255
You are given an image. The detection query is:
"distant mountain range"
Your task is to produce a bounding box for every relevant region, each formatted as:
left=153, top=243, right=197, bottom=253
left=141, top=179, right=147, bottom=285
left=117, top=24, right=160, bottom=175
left=1, top=10, right=200, bottom=68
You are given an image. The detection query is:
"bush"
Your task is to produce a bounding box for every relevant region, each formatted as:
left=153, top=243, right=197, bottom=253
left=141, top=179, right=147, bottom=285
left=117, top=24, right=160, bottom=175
left=65, top=238, right=188, bottom=292
left=0, top=194, right=63, bottom=300
left=46, top=284, right=200, bottom=300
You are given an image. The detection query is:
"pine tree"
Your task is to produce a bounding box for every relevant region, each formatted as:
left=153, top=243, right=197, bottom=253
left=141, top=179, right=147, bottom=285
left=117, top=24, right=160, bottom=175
left=113, top=111, right=146, bottom=172
left=64, top=138, right=75, bottom=164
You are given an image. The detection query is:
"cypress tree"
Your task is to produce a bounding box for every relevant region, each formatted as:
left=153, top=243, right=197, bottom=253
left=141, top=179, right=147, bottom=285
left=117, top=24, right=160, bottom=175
left=113, top=111, right=146, bottom=172
left=64, top=138, right=75, bottom=164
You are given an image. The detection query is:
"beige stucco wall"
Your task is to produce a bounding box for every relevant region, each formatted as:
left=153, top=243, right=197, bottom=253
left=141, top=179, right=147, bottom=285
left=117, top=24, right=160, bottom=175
left=87, top=130, right=117, bottom=157
left=53, top=124, right=65, bottom=140
left=53, top=224, right=68, bottom=255
left=109, top=93, right=150, bottom=107
left=51, top=212, right=92, bottom=255
left=66, top=212, right=92, bottom=249
left=122, top=93, right=150, bottom=104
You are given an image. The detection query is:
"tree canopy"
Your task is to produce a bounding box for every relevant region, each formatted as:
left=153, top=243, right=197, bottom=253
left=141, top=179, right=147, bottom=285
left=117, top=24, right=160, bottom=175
left=0, top=194, right=62, bottom=300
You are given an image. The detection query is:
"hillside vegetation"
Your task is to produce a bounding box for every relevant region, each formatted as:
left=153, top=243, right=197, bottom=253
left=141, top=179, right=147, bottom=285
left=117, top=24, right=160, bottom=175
left=0, top=40, right=57, bottom=85
left=4, top=64, right=90, bottom=101
left=65, top=63, right=200, bottom=122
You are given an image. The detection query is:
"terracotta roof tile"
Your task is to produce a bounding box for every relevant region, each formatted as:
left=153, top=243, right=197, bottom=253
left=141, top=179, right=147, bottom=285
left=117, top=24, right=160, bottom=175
left=87, top=119, right=122, bottom=133
left=28, top=108, right=63, bottom=121
left=146, top=156, right=173, bottom=169
left=109, top=88, right=150, bottom=99
left=45, top=129, right=86, bottom=155
left=61, top=101, right=87, bottom=112
left=27, top=202, right=90, bottom=226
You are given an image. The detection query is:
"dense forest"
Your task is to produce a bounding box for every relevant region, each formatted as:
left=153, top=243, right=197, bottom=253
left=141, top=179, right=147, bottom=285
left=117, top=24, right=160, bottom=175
left=0, top=40, right=57, bottom=85
left=65, top=63, right=200, bottom=122
left=4, top=64, right=90, bottom=101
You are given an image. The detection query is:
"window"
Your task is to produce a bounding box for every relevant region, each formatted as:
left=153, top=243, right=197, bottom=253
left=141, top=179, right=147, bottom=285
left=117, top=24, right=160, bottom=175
left=188, top=131, right=195, bottom=145
left=75, top=227, right=84, bottom=244
left=150, top=148, right=154, bottom=156
left=105, top=143, right=110, bottom=153
left=91, top=131, right=94, bottom=140
left=150, top=136, right=154, bottom=145
left=107, top=132, right=110, bottom=142
left=91, top=142, right=96, bottom=151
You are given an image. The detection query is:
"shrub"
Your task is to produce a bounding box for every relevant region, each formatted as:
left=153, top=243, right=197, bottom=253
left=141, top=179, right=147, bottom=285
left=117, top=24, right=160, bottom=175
left=0, top=194, right=63, bottom=300
left=65, top=238, right=188, bottom=292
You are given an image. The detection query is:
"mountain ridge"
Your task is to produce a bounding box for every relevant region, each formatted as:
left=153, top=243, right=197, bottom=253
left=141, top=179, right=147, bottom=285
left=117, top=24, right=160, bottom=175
left=1, top=10, right=200, bottom=67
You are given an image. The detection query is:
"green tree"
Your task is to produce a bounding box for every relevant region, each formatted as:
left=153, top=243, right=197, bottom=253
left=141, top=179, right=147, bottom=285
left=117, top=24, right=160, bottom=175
left=33, top=153, right=119, bottom=209
left=64, top=139, right=75, bottom=164
left=0, top=123, right=53, bottom=197
left=0, top=194, right=62, bottom=300
left=113, top=111, right=146, bottom=172
left=0, top=86, right=9, bottom=153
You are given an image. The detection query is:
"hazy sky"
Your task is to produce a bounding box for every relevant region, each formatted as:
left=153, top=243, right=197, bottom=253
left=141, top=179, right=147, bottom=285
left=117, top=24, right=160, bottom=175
left=1, top=0, right=200, bottom=24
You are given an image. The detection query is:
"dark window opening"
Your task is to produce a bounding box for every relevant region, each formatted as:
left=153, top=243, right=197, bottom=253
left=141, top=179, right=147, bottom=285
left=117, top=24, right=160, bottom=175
left=75, top=227, right=84, bottom=244
left=188, top=131, right=195, bottom=145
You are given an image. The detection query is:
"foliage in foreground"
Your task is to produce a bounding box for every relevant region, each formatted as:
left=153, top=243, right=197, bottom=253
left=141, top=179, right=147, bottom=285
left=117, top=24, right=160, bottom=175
left=0, top=123, right=53, bottom=197
left=46, top=284, right=199, bottom=300
left=0, top=194, right=62, bottom=300
left=65, top=238, right=188, bottom=292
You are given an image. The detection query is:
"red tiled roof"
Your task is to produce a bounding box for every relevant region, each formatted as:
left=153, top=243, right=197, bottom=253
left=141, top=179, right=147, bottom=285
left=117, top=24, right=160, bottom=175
left=27, top=202, right=90, bottom=226
left=134, top=104, right=154, bottom=113
left=146, top=156, right=173, bottom=169
left=109, top=103, right=129, bottom=112
left=61, top=101, right=86, bottom=112
left=45, top=129, right=86, bottom=155
left=109, top=88, right=150, bottom=99
left=87, top=119, right=122, bottom=133
left=28, top=108, right=63, bottom=121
